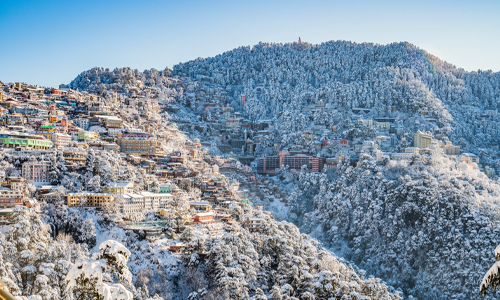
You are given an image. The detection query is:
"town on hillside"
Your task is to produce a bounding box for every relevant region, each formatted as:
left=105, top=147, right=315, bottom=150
left=0, top=75, right=496, bottom=229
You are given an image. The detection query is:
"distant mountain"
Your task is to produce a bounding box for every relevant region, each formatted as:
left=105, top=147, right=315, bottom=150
left=174, top=40, right=500, bottom=152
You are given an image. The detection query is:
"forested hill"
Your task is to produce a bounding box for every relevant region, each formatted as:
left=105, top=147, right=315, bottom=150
left=174, top=40, right=500, bottom=149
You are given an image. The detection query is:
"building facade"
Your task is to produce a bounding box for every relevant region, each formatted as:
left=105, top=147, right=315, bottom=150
left=102, top=181, right=135, bottom=195
left=117, top=131, right=161, bottom=156
left=22, top=161, right=52, bottom=185
left=67, top=192, right=114, bottom=208
left=51, top=133, right=71, bottom=148
left=257, top=152, right=326, bottom=174
left=0, top=132, right=53, bottom=149
left=78, top=131, right=99, bottom=142
left=413, top=131, right=432, bottom=148
left=0, top=189, right=25, bottom=208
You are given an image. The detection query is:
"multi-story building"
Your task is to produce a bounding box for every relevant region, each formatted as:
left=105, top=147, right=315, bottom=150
left=67, top=192, right=114, bottom=208
left=102, top=181, right=135, bottom=195
left=139, top=191, right=173, bottom=210
left=442, top=141, right=460, bottom=155
left=226, top=118, right=241, bottom=128
left=460, top=153, right=479, bottom=164
left=159, top=184, right=171, bottom=193
left=0, top=189, right=25, bottom=209
left=0, top=131, right=53, bottom=150
left=62, top=147, right=87, bottom=165
left=485, top=166, right=495, bottom=177
left=114, top=194, right=142, bottom=214
left=404, top=147, right=420, bottom=154
left=257, top=152, right=326, bottom=174
left=374, top=121, right=391, bottom=129
left=117, top=131, right=161, bottom=156
left=37, top=125, right=56, bottom=140
left=98, top=116, right=123, bottom=128
left=51, top=133, right=71, bottom=148
left=193, top=211, right=214, bottom=224
left=6, top=177, right=27, bottom=192
left=374, top=135, right=394, bottom=150
left=245, top=217, right=264, bottom=232
left=391, top=152, right=415, bottom=161
left=22, top=161, right=52, bottom=185
left=0, top=208, right=13, bottom=223
left=189, top=201, right=212, bottom=211
left=356, top=119, right=373, bottom=126
left=78, top=131, right=99, bottom=142
left=413, top=131, right=432, bottom=148
left=73, top=118, right=90, bottom=130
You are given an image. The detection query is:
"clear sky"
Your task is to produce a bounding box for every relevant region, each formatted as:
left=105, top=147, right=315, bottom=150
left=0, top=0, right=499, bottom=87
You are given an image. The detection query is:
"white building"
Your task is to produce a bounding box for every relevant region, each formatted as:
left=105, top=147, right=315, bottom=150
left=391, top=152, right=415, bottom=161
left=245, top=217, right=264, bottom=232
left=461, top=153, right=479, bottom=164
left=356, top=119, right=373, bottom=126
left=52, top=133, right=71, bottom=148
left=140, top=191, right=173, bottom=210
left=73, top=118, right=90, bottom=130
left=413, top=131, right=432, bottom=148
left=375, top=150, right=384, bottom=162
left=115, top=195, right=142, bottom=214
left=115, top=192, right=173, bottom=214
left=404, top=147, right=420, bottom=154
left=22, top=161, right=52, bottom=185
left=102, top=181, right=135, bottom=195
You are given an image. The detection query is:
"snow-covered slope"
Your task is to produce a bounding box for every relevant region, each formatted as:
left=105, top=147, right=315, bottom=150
left=174, top=41, right=500, bottom=158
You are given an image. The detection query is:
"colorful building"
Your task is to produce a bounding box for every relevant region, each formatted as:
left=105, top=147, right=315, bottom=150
left=0, top=131, right=53, bottom=149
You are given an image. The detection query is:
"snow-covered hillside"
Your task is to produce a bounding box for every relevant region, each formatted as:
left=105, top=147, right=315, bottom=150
left=42, top=39, right=500, bottom=299
left=174, top=41, right=500, bottom=165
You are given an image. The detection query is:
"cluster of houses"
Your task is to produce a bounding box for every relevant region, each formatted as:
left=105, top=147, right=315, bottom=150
left=168, top=78, right=496, bottom=177
left=0, top=79, right=268, bottom=239
left=0, top=177, right=41, bottom=223
left=0, top=75, right=495, bottom=241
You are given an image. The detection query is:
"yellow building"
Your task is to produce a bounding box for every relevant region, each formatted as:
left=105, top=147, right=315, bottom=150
left=98, top=116, right=123, bottom=128
left=67, top=192, right=114, bottom=208
left=117, top=131, right=161, bottom=156
left=442, top=141, right=460, bottom=155
left=413, top=131, right=432, bottom=148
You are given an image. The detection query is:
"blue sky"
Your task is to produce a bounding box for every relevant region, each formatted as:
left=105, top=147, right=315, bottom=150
left=0, top=0, right=499, bottom=87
